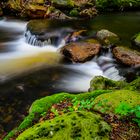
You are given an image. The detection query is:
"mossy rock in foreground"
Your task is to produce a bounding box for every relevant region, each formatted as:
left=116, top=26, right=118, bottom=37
left=93, top=90, right=140, bottom=114
left=17, top=111, right=111, bottom=140
left=4, top=90, right=110, bottom=140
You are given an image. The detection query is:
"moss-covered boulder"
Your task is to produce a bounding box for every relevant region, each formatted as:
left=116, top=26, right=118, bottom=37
left=113, top=46, right=140, bottom=66
left=132, top=32, right=140, bottom=50
left=4, top=90, right=110, bottom=140
left=17, top=111, right=111, bottom=140
left=89, top=76, right=127, bottom=91
left=90, top=76, right=140, bottom=91
left=96, top=29, right=120, bottom=46
left=93, top=90, right=140, bottom=114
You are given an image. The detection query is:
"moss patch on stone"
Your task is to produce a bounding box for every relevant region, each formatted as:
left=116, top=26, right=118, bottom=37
left=93, top=90, right=140, bottom=114
left=17, top=111, right=111, bottom=140
left=4, top=90, right=110, bottom=140
left=89, top=76, right=127, bottom=91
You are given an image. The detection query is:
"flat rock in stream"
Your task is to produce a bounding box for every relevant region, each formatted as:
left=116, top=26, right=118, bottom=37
left=113, top=46, right=140, bottom=66
left=61, top=39, right=101, bottom=62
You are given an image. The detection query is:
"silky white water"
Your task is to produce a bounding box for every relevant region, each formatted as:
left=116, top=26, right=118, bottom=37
left=0, top=18, right=124, bottom=92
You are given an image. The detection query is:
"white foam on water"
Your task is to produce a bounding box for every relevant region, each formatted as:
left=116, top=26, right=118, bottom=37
left=0, top=18, right=124, bottom=92
left=57, top=61, right=104, bottom=92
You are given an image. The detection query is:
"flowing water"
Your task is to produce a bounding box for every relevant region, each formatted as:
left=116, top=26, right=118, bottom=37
left=0, top=12, right=140, bottom=135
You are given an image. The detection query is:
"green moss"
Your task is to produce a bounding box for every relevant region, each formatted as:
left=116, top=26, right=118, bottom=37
left=125, top=77, right=140, bottom=91
left=90, top=76, right=127, bottom=91
left=132, top=32, right=140, bottom=49
left=69, top=8, right=79, bottom=17
left=93, top=90, right=140, bottom=114
left=4, top=90, right=110, bottom=140
left=17, top=111, right=111, bottom=140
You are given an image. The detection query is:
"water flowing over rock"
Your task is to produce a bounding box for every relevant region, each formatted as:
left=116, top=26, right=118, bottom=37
left=113, top=46, right=140, bottom=66
left=61, top=39, right=101, bottom=62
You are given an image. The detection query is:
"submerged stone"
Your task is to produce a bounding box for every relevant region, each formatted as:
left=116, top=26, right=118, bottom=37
left=17, top=111, right=111, bottom=140
left=113, top=46, right=140, bottom=66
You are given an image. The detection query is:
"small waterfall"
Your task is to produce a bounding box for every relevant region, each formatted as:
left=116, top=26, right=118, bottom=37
left=24, top=27, right=75, bottom=47
left=97, top=54, right=125, bottom=81
left=25, top=30, right=58, bottom=47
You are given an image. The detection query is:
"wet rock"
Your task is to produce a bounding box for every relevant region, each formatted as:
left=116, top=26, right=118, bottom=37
left=64, top=30, right=87, bottom=43
left=79, top=7, right=97, bottom=18
left=51, top=0, right=95, bottom=8
left=45, top=6, right=72, bottom=19
left=1, top=0, right=97, bottom=18
left=89, top=76, right=127, bottom=91
left=96, top=29, right=120, bottom=46
left=17, top=111, right=111, bottom=140
left=0, top=7, right=3, bottom=16
left=25, top=4, right=48, bottom=18
left=61, top=39, right=101, bottom=62
left=113, top=46, right=140, bottom=66
left=131, top=32, right=140, bottom=50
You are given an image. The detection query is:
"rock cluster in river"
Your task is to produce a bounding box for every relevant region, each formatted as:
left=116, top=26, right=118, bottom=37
left=1, top=0, right=140, bottom=18
left=0, top=0, right=97, bottom=19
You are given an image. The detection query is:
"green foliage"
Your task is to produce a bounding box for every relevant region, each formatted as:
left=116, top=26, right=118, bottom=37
left=68, top=97, right=95, bottom=111
left=115, top=102, right=132, bottom=115
left=51, top=107, right=59, bottom=117
left=69, top=8, right=79, bottom=16
left=115, top=102, right=140, bottom=127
